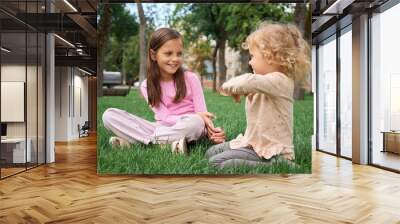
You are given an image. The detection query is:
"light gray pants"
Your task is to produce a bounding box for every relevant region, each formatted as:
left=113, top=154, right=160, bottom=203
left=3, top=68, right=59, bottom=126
left=102, top=108, right=206, bottom=145
left=206, top=142, right=280, bottom=169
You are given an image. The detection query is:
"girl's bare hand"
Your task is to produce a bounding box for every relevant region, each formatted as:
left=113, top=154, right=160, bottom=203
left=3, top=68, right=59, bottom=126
left=197, top=112, right=217, bottom=130
left=207, top=127, right=226, bottom=144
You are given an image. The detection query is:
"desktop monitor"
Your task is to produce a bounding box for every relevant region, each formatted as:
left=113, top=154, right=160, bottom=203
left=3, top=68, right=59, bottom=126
left=1, top=123, right=7, bottom=137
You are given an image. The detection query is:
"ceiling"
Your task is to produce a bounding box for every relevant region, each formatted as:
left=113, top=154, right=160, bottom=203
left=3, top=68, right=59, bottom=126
left=0, top=0, right=98, bottom=74
left=108, top=0, right=308, bottom=2
left=311, top=0, right=390, bottom=44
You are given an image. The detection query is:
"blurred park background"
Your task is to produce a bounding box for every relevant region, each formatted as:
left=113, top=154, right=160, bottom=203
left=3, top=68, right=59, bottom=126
left=97, top=3, right=311, bottom=98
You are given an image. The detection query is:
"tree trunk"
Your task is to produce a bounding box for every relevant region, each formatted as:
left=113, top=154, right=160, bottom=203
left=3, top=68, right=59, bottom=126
left=294, top=4, right=306, bottom=35
left=217, top=37, right=227, bottom=88
left=122, top=64, right=126, bottom=85
left=305, top=6, right=312, bottom=91
left=239, top=48, right=251, bottom=74
left=212, top=41, right=219, bottom=92
left=97, top=1, right=112, bottom=97
left=293, top=3, right=307, bottom=100
left=304, top=5, right=312, bottom=43
left=200, top=72, right=204, bottom=87
left=199, top=59, right=204, bottom=87
left=137, top=2, right=147, bottom=85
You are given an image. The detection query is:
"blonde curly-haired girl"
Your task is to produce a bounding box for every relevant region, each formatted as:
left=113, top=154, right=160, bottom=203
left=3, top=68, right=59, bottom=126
left=206, top=21, right=311, bottom=169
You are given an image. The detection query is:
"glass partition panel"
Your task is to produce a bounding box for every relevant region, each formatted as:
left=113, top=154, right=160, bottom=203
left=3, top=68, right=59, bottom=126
left=317, top=35, right=337, bottom=154
left=38, top=32, right=45, bottom=165
left=27, top=31, right=38, bottom=169
left=339, top=27, right=352, bottom=158
left=371, top=4, right=400, bottom=171
left=1, top=30, right=27, bottom=177
left=1, top=1, right=47, bottom=179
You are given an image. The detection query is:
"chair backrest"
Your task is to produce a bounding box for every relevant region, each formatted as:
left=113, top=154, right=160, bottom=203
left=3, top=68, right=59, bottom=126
left=82, top=121, right=90, bottom=129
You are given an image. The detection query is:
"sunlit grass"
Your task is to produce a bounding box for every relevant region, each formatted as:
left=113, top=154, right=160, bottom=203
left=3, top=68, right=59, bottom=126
left=97, top=89, right=312, bottom=174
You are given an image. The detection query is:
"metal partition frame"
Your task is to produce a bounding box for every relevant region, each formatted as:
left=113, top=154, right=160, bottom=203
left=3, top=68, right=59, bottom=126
left=0, top=0, right=47, bottom=180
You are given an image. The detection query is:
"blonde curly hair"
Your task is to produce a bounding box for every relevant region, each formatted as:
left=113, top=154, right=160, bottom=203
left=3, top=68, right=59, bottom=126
left=242, top=21, right=311, bottom=89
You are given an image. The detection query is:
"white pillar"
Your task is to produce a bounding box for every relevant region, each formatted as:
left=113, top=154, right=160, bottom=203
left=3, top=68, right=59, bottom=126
left=46, top=0, right=55, bottom=163
left=46, top=33, right=55, bottom=163
left=352, top=14, right=369, bottom=164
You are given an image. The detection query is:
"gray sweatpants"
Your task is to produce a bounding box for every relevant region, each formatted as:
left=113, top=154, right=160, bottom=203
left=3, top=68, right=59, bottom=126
left=205, top=142, right=281, bottom=169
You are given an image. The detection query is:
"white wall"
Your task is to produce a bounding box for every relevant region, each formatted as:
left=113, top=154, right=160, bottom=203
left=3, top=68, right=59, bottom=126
left=54, top=67, right=89, bottom=141
left=1, top=65, right=26, bottom=138
left=1, top=63, right=46, bottom=164
left=55, top=66, right=69, bottom=141
left=1, top=65, right=43, bottom=138
left=72, top=70, right=89, bottom=138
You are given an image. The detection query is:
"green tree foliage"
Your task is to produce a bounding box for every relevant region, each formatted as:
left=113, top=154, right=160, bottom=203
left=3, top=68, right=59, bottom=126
left=97, top=1, right=112, bottom=96
left=110, top=4, right=139, bottom=43
left=172, top=3, right=293, bottom=90
left=187, top=38, right=213, bottom=80
left=224, top=4, right=292, bottom=50
left=104, top=4, right=140, bottom=82
left=103, top=4, right=158, bottom=83
left=224, top=4, right=293, bottom=74
left=172, top=3, right=232, bottom=90
left=123, top=34, right=140, bottom=84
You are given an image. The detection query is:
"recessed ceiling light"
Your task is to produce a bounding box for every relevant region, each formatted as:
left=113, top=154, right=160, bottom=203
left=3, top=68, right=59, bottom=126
left=54, top=34, right=75, bottom=48
left=1, top=47, right=11, bottom=53
left=78, top=67, right=93, bottom=76
left=63, top=0, right=78, bottom=12
left=323, top=0, right=355, bottom=15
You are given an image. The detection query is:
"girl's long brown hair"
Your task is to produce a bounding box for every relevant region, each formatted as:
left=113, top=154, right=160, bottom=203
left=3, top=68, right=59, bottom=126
left=146, top=28, right=186, bottom=107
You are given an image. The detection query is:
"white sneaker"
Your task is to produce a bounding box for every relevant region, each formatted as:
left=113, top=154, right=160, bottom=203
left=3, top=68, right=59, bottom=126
left=109, top=136, right=132, bottom=148
left=171, top=137, right=188, bottom=155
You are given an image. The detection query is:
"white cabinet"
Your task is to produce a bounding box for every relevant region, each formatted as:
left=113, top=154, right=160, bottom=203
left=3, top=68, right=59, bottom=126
left=1, top=138, right=32, bottom=163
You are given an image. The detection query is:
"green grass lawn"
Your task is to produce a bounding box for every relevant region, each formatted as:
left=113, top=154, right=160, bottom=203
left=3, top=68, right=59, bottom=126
left=97, top=89, right=313, bottom=174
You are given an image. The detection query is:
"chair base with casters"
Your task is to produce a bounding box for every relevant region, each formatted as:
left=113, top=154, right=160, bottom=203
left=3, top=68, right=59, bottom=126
left=78, top=121, right=90, bottom=138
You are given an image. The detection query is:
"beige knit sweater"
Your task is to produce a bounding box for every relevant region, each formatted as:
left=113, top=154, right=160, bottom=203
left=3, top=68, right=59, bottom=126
left=221, top=72, right=295, bottom=160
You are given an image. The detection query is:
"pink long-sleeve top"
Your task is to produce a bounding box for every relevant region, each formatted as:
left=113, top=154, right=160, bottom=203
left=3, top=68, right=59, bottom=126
left=140, top=71, right=207, bottom=126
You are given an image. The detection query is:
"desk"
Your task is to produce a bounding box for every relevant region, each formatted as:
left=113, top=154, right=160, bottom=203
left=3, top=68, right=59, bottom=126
left=381, top=131, right=400, bottom=154
left=1, top=138, right=31, bottom=163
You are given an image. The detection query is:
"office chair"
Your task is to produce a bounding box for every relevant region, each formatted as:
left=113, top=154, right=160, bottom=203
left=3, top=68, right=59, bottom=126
left=78, top=121, right=90, bottom=138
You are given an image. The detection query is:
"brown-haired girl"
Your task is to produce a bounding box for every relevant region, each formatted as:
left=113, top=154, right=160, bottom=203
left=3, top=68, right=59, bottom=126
left=103, top=28, right=225, bottom=154
left=206, top=21, right=311, bottom=168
